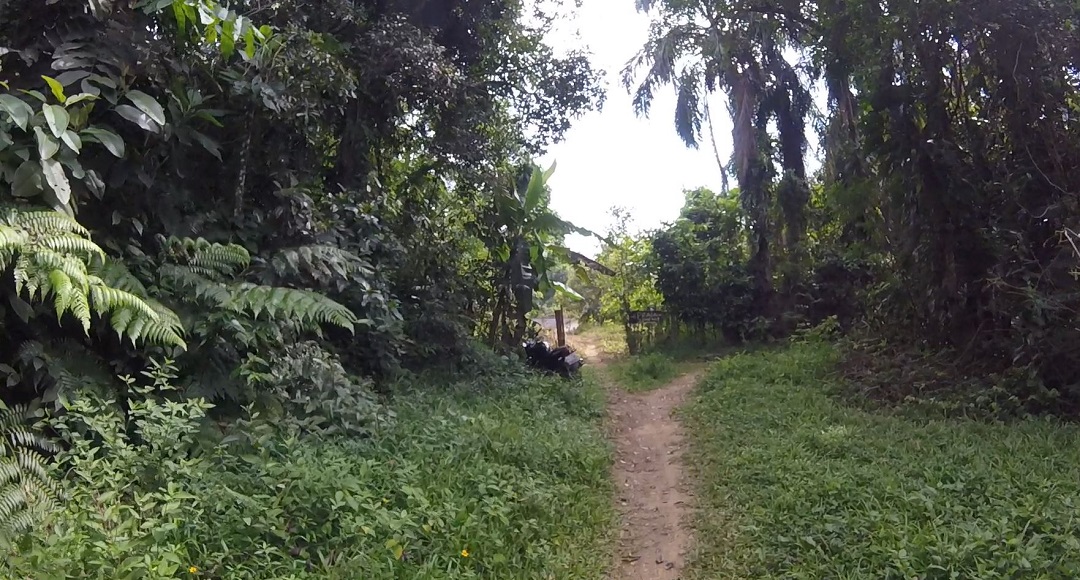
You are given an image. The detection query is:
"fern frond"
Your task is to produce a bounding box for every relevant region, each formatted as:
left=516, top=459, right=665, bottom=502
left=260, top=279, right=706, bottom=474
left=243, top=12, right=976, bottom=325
left=164, top=237, right=250, bottom=277
left=268, top=245, right=375, bottom=288
left=158, top=264, right=231, bottom=304
left=90, top=286, right=190, bottom=348
left=0, top=207, right=183, bottom=347
left=38, top=235, right=105, bottom=260
left=139, top=300, right=186, bottom=348
left=88, top=285, right=158, bottom=320
left=88, top=257, right=148, bottom=296
left=228, top=283, right=358, bottom=332
left=0, top=405, right=61, bottom=542
left=30, top=248, right=92, bottom=288
left=7, top=210, right=90, bottom=237
left=0, top=225, right=29, bottom=252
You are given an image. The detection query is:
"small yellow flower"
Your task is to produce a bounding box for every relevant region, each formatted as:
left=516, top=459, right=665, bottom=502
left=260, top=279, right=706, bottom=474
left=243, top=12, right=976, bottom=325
left=461, top=548, right=470, bottom=558
left=188, top=566, right=199, bottom=574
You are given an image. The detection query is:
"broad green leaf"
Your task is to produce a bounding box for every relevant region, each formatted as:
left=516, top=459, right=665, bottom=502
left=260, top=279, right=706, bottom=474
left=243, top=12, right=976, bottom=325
left=41, top=157, right=72, bottom=207
left=61, top=155, right=85, bottom=179
left=115, top=104, right=161, bottom=133
left=124, top=90, right=166, bottom=125
left=8, top=295, right=33, bottom=323
left=34, top=127, right=60, bottom=159
left=244, top=27, right=256, bottom=58
left=189, top=130, right=221, bottom=160
left=54, top=70, right=90, bottom=87
left=84, top=169, right=105, bottom=199
left=81, top=127, right=125, bottom=157
left=19, top=89, right=46, bottom=102
left=552, top=281, right=584, bottom=302
left=543, top=160, right=557, bottom=181
left=41, top=75, right=67, bottom=103
left=65, top=93, right=99, bottom=106
left=42, top=104, right=69, bottom=138
left=195, top=109, right=226, bottom=127
left=524, top=167, right=546, bottom=213
left=172, top=1, right=187, bottom=34
left=66, top=101, right=94, bottom=130
left=494, top=244, right=511, bottom=262
left=548, top=245, right=571, bottom=258
left=61, top=130, right=82, bottom=153
left=221, top=19, right=236, bottom=58
left=0, top=94, right=33, bottom=130
left=11, top=160, right=42, bottom=198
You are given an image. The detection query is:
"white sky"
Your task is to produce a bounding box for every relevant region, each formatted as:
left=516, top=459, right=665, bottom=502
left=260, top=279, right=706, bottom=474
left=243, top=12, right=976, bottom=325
left=537, top=0, right=734, bottom=256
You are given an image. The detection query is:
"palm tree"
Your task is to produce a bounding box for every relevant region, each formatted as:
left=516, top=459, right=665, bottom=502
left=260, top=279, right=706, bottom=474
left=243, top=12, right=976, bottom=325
left=624, top=0, right=811, bottom=310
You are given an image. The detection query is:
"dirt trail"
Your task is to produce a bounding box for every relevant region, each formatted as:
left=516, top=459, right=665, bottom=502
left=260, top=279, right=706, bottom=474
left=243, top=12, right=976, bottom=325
left=608, top=371, right=700, bottom=579
left=573, top=334, right=699, bottom=580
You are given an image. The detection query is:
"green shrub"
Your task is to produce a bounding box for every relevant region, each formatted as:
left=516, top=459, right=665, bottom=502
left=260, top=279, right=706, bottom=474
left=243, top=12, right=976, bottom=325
left=5, top=364, right=613, bottom=579
left=685, top=341, right=1080, bottom=579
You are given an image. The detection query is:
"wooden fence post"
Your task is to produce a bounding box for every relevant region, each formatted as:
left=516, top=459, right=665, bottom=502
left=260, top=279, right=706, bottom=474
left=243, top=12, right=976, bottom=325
left=555, top=309, right=566, bottom=346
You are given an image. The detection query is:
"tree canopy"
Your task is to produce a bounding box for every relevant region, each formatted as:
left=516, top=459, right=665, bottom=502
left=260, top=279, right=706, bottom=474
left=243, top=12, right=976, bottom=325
left=630, top=0, right=1080, bottom=410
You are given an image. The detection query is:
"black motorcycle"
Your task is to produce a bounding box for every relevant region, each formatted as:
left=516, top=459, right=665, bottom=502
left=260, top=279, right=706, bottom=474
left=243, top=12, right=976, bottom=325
left=522, top=339, right=584, bottom=378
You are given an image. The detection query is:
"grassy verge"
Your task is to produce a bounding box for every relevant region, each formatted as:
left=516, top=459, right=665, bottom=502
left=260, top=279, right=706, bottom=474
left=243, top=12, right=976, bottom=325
left=7, top=370, right=613, bottom=579
left=685, top=340, right=1080, bottom=579
left=607, top=353, right=680, bottom=392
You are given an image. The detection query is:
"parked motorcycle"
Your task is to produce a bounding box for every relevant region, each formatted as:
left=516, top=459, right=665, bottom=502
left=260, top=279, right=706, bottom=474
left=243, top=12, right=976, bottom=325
left=522, top=339, right=584, bottom=378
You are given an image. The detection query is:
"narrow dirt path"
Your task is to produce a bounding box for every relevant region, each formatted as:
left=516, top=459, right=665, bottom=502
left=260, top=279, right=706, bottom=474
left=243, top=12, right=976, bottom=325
left=609, top=371, right=700, bottom=579
left=573, top=332, right=699, bottom=580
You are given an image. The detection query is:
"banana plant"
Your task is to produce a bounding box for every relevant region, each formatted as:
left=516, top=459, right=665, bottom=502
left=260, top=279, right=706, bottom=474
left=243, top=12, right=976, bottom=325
left=487, top=161, right=603, bottom=345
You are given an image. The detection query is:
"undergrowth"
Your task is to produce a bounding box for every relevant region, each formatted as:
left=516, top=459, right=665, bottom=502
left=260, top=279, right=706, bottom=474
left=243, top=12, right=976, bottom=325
left=608, top=353, right=679, bottom=392
left=837, top=338, right=1068, bottom=420
left=685, top=339, right=1080, bottom=579
left=3, top=363, right=613, bottom=579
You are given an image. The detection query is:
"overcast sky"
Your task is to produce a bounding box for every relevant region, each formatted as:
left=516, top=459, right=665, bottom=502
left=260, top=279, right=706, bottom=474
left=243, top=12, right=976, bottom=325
left=536, top=1, right=734, bottom=256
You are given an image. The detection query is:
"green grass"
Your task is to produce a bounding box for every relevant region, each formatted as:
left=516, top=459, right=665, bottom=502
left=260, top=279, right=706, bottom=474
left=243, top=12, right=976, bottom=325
left=685, top=340, right=1080, bottom=579
left=608, top=353, right=680, bottom=392
left=7, top=371, right=614, bottom=579
left=572, top=323, right=628, bottom=356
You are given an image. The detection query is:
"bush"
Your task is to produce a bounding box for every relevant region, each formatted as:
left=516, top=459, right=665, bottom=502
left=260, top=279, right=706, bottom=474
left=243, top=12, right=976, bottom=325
left=4, top=363, right=613, bottom=579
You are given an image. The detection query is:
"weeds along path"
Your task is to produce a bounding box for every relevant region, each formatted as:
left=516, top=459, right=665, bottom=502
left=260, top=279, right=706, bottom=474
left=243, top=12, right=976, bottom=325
left=575, top=331, right=701, bottom=580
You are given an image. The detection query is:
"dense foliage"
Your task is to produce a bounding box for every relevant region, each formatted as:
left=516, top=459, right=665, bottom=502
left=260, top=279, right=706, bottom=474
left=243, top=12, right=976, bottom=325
left=0, top=0, right=605, bottom=558
left=630, top=0, right=1080, bottom=411
left=575, top=208, right=661, bottom=325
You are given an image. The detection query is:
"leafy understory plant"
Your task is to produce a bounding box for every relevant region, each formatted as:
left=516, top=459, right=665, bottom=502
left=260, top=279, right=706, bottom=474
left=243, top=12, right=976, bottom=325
left=12, top=360, right=214, bottom=577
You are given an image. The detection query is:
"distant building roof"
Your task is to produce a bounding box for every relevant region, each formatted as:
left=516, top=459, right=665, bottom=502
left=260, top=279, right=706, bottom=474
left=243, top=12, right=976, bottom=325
left=568, top=250, right=614, bottom=276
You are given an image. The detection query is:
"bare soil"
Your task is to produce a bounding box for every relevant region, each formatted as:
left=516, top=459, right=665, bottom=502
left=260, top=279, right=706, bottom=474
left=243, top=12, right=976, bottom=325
left=573, top=333, right=699, bottom=580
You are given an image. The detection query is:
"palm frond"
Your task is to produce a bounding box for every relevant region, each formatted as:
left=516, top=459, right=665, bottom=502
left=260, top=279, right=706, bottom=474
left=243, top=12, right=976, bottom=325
left=675, top=66, right=704, bottom=147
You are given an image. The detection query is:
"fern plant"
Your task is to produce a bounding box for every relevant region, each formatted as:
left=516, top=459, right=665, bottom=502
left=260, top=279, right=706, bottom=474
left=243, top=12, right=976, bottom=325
left=156, top=236, right=361, bottom=333
left=0, top=403, right=60, bottom=544
left=0, top=207, right=185, bottom=348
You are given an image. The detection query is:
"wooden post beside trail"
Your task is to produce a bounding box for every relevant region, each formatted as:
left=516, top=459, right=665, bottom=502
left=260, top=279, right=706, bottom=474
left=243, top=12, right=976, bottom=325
left=555, top=309, right=566, bottom=346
